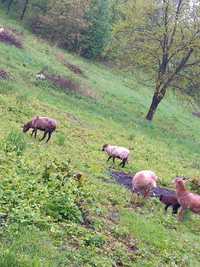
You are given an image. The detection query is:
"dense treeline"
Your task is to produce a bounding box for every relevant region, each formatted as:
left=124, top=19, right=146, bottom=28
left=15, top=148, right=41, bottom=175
left=1, top=0, right=200, bottom=120
left=1, top=0, right=113, bottom=58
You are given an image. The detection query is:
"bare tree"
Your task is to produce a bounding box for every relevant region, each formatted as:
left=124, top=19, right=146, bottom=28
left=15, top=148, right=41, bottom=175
left=113, top=0, right=200, bottom=120
left=20, top=0, right=29, bottom=20
left=146, top=0, right=200, bottom=120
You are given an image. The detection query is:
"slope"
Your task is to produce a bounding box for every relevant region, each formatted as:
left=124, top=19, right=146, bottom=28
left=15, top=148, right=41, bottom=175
left=0, top=9, right=200, bottom=267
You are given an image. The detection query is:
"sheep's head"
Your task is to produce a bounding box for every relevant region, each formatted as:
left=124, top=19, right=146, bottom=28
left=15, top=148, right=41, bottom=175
left=23, top=122, right=31, bottom=132
left=173, top=177, right=187, bottom=191
left=102, top=144, right=109, bottom=151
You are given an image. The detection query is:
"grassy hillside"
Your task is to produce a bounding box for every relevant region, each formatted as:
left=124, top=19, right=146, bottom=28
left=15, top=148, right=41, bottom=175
left=0, top=9, right=200, bottom=267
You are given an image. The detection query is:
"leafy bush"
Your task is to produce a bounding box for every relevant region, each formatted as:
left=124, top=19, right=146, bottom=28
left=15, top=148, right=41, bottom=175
left=190, top=177, right=200, bottom=194
left=44, top=193, right=83, bottom=223
left=0, top=69, right=9, bottom=80
left=0, top=158, right=89, bottom=227
left=42, top=159, right=84, bottom=223
left=81, top=0, right=112, bottom=59
left=3, top=131, right=26, bottom=156
left=84, top=233, right=105, bottom=247
left=0, top=29, right=22, bottom=48
left=0, top=252, right=39, bottom=267
left=56, top=133, right=65, bottom=146
left=0, top=253, right=23, bottom=267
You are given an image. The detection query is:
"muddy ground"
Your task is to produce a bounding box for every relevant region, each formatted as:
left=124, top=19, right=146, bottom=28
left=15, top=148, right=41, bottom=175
left=110, top=170, right=176, bottom=198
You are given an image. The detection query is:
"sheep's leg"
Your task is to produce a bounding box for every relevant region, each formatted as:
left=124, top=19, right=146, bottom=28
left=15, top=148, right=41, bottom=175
left=107, top=156, right=112, bottom=162
left=172, top=204, right=180, bottom=215
left=31, top=129, right=35, bottom=137
left=119, top=158, right=127, bottom=168
left=46, top=132, right=52, bottom=143
left=172, top=205, right=179, bottom=215
left=34, top=129, right=37, bottom=138
left=178, top=207, right=185, bottom=221
left=164, top=204, right=170, bottom=213
left=40, top=131, right=47, bottom=141
left=119, top=161, right=122, bottom=167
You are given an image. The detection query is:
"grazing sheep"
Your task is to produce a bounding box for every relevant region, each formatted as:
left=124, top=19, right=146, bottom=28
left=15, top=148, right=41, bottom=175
left=174, top=177, right=200, bottom=221
left=102, top=144, right=130, bottom=168
left=132, top=170, right=158, bottom=197
left=23, top=116, right=57, bottom=143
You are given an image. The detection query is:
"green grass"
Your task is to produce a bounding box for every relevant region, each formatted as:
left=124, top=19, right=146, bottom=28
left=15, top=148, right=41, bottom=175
left=0, top=8, right=200, bottom=266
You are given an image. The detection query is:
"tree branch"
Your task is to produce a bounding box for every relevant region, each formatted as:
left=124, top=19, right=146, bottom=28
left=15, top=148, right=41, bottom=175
left=161, top=48, right=194, bottom=91
left=168, top=0, right=183, bottom=48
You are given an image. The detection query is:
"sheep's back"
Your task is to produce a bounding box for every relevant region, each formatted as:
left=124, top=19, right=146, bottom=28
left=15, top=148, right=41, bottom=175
left=32, top=117, right=57, bottom=130
left=111, top=146, right=129, bottom=159
left=132, top=171, right=157, bottom=193
left=179, top=192, right=200, bottom=210
left=160, top=194, right=178, bottom=205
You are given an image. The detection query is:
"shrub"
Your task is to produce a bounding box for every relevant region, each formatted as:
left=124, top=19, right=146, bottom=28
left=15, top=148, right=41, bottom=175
left=42, top=159, right=88, bottom=223
left=190, top=177, right=200, bottom=194
left=0, top=253, right=23, bottom=267
left=0, top=29, right=22, bottom=48
left=0, top=252, right=39, bottom=267
left=3, top=131, right=26, bottom=156
left=0, top=69, right=9, bottom=80
left=56, top=133, right=65, bottom=146
left=0, top=158, right=90, bottom=227
left=84, top=233, right=105, bottom=247
left=44, top=193, right=83, bottom=223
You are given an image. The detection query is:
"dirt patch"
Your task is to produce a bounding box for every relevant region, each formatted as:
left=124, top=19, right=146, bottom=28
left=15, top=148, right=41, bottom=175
left=0, top=28, right=22, bottom=48
left=111, top=171, right=133, bottom=190
left=64, top=61, right=85, bottom=77
left=0, top=69, right=9, bottom=80
left=56, top=53, right=86, bottom=77
left=46, top=73, right=80, bottom=92
left=41, top=71, right=98, bottom=100
left=192, top=111, right=200, bottom=118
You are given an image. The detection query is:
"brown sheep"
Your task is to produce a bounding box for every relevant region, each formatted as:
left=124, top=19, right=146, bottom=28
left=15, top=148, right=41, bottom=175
left=174, top=177, right=200, bottom=221
left=132, top=170, right=158, bottom=197
left=23, top=116, right=57, bottom=143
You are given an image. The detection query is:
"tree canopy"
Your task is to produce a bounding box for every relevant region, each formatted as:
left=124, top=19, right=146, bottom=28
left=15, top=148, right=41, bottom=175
left=112, top=0, right=200, bottom=120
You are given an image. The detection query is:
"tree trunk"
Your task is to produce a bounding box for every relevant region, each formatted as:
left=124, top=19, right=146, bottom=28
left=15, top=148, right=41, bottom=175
left=6, top=0, right=13, bottom=14
left=20, top=0, right=29, bottom=20
left=146, top=92, right=163, bottom=121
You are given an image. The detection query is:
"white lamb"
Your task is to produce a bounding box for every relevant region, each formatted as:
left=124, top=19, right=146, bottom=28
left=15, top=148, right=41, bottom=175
left=132, top=170, right=158, bottom=197
left=102, top=144, right=130, bottom=168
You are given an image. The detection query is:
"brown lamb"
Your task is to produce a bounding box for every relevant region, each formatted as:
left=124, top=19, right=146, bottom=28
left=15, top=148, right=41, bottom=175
left=175, top=178, right=200, bottom=221
left=23, top=116, right=57, bottom=143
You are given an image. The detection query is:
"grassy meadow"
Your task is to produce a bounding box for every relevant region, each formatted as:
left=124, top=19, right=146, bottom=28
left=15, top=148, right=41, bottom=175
left=0, top=9, right=200, bottom=267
